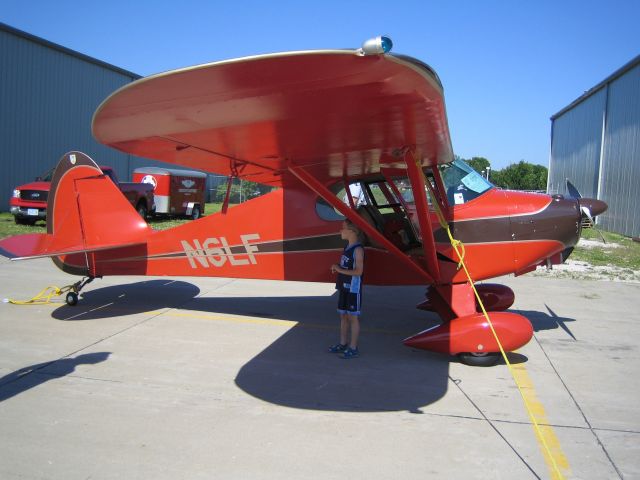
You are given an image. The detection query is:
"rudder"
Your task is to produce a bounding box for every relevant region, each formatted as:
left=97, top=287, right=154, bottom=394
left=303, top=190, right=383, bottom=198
left=47, top=151, right=150, bottom=250
left=0, top=152, right=150, bottom=273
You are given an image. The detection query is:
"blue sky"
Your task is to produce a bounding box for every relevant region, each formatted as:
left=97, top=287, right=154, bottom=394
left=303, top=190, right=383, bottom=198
left=2, top=0, right=638, bottom=169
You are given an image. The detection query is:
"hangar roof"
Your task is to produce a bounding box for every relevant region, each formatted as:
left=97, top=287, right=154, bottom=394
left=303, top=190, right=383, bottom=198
left=551, top=54, right=640, bottom=120
left=0, top=21, right=140, bottom=80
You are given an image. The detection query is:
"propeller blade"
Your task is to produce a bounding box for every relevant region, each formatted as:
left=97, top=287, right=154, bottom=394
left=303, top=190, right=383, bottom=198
left=580, top=205, right=595, bottom=226
left=566, top=179, right=581, bottom=199
left=579, top=204, right=607, bottom=244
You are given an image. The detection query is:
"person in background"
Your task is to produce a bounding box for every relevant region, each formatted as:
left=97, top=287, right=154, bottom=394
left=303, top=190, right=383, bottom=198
left=343, top=182, right=366, bottom=207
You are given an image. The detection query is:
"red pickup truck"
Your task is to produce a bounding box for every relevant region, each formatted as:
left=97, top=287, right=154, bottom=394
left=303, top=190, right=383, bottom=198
left=10, top=166, right=155, bottom=225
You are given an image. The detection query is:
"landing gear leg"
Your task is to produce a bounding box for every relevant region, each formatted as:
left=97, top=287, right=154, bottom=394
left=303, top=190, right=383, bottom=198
left=65, top=277, right=94, bottom=306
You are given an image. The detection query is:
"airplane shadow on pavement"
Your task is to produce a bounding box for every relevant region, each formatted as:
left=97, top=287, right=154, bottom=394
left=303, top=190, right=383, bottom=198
left=50, top=279, right=201, bottom=321
left=46, top=281, right=575, bottom=413
left=218, top=287, right=450, bottom=413
left=50, top=281, right=453, bottom=412
left=517, top=305, right=578, bottom=340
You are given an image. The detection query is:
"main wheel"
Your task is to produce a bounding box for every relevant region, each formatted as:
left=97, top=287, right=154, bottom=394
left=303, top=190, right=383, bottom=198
left=136, top=202, right=148, bottom=219
left=458, top=352, right=500, bottom=367
left=65, top=292, right=79, bottom=306
left=190, top=205, right=201, bottom=220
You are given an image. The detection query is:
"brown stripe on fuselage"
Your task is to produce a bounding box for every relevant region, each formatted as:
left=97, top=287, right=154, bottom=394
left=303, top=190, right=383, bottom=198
left=434, top=197, right=581, bottom=247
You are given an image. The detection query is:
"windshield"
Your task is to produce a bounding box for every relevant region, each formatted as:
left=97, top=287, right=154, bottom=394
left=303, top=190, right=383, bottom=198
left=39, top=167, right=55, bottom=182
left=438, top=159, right=492, bottom=205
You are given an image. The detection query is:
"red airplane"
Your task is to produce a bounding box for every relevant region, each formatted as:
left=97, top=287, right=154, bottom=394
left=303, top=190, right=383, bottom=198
left=0, top=37, right=607, bottom=365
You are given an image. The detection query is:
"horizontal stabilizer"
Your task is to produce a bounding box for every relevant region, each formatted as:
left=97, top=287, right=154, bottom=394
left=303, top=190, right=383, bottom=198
left=0, top=233, right=146, bottom=261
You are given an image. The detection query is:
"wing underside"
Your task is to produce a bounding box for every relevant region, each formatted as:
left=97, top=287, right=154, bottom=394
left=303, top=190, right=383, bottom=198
left=92, top=50, right=453, bottom=186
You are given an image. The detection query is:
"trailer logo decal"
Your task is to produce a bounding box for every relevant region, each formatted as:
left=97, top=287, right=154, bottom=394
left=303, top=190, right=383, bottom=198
left=181, top=234, right=260, bottom=268
left=182, top=179, right=195, bottom=188
left=141, top=175, right=157, bottom=189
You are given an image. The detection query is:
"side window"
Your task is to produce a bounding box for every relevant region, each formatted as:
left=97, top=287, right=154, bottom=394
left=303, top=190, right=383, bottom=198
left=315, top=197, right=345, bottom=221
left=314, top=181, right=369, bottom=221
left=343, top=182, right=366, bottom=207
left=391, top=176, right=434, bottom=209
left=366, top=181, right=400, bottom=214
left=315, top=181, right=349, bottom=221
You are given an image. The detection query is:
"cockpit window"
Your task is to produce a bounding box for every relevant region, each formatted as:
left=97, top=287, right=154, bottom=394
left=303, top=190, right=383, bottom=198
left=316, top=197, right=345, bottom=221
left=438, top=159, right=492, bottom=205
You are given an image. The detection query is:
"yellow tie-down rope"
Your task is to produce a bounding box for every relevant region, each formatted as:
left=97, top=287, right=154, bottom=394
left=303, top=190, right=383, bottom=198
left=3, top=284, right=75, bottom=305
left=420, top=162, right=566, bottom=479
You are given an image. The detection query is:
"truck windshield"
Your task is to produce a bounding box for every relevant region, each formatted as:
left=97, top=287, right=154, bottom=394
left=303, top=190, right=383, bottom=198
left=438, top=159, right=492, bottom=205
left=39, top=167, right=55, bottom=182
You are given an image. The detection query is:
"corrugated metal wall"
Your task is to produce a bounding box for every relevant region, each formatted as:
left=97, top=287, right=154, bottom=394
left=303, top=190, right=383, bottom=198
left=549, top=59, right=640, bottom=237
left=598, top=63, right=640, bottom=236
left=0, top=25, right=138, bottom=210
left=548, top=88, right=606, bottom=197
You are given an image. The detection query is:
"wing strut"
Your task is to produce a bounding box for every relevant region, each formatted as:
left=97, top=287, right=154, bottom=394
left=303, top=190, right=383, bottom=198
left=403, top=151, right=441, bottom=282
left=288, top=165, right=434, bottom=284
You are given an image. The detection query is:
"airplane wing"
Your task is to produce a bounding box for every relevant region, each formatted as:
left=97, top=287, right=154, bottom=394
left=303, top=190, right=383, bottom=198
left=92, top=50, right=453, bottom=187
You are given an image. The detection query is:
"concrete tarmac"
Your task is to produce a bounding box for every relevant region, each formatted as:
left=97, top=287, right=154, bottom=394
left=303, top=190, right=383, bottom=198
left=0, top=257, right=638, bottom=479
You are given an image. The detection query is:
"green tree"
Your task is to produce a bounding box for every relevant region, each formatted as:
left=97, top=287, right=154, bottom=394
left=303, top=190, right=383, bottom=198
left=214, top=178, right=275, bottom=203
left=490, top=161, right=547, bottom=190
left=466, top=157, right=491, bottom=176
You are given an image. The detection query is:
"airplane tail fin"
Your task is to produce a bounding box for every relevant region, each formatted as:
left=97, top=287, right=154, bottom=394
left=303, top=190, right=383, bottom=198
left=0, top=151, right=150, bottom=271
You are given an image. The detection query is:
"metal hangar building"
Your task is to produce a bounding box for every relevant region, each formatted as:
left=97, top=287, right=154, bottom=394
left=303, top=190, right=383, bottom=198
left=548, top=55, right=640, bottom=237
left=0, top=22, right=142, bottom=211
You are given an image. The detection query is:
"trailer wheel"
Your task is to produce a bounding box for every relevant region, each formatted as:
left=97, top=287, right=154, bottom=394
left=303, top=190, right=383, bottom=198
left=136, top=201, right=148, bottom=220
left=191, top=205, right=201, bottom=220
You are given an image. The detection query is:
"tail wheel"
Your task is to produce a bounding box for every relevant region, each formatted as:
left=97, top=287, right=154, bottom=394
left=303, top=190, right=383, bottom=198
left=191, top=204, right=201, bottom=220
left=458, top=352, right=500, bottom=367
left=136, top=202, right=148, bottom=219
left=65, top=292, right=78, bottom=306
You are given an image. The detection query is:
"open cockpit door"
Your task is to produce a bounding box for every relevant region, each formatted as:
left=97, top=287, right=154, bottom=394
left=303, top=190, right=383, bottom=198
left=353, top=176, right=422, bottom=252
left=288, top=165, right=436, bottom=284
left=292, top=155, right=450, bottom=284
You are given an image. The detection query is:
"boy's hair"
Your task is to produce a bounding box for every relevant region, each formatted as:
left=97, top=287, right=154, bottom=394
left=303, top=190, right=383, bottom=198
left=344, top=219, right=365, bottom=243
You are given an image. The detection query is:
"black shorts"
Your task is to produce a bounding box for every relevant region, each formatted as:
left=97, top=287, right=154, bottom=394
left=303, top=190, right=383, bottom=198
left=337, top=289, right=362, bottom=315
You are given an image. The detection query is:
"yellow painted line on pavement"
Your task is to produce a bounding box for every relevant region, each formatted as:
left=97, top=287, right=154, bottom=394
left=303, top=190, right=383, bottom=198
left=168, top=311, right=300, bottom=328
left=511, top=360, right=570, bottom=479
left=151, top=310, right=410, bottom=335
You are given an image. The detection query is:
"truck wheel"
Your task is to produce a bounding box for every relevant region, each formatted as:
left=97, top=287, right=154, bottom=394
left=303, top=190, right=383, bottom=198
left=136, top=202, right=148, bottom=220
left=191, top=205, right=201, bottom=220
left=14, top=216, right=35, bottom=226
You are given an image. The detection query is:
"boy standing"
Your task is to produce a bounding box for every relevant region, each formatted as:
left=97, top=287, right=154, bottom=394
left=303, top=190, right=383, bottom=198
left=329, top=219, right=364, bottom=359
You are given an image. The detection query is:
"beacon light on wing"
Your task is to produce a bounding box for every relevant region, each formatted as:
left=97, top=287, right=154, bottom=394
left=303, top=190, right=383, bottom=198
left=358, top=36, right=393, bottom=55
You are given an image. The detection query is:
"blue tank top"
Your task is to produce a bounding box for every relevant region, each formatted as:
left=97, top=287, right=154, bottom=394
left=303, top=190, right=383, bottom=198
left=336, top=243, right=363, bottom=294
